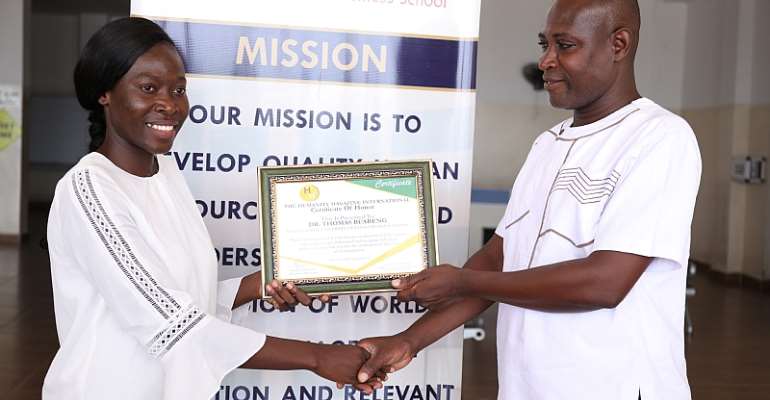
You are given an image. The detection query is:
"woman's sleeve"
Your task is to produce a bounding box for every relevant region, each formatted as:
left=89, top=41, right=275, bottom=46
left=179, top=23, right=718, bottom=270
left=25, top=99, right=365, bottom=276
left=216, top=277, right=245, bottom=321
left=62, top=168, right=265, bottom=400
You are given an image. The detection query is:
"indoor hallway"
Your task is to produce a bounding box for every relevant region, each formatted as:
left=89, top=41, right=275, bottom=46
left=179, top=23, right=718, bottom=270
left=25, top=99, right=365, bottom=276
left=0, top=206, right=768, bottom=399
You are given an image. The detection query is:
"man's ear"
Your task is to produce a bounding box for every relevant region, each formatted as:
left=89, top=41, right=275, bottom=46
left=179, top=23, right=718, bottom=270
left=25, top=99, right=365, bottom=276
left=611, top=28, right=633, bottom=62
left=98, top=92, right=110, bottom=106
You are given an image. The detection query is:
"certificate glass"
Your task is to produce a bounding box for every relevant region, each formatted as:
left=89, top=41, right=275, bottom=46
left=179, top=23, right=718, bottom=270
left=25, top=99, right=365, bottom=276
left=258, top=161, right=438, bottom=295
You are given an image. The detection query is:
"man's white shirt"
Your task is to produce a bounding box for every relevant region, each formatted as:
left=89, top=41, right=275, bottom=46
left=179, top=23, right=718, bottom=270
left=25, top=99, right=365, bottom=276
left=495, top=98, right=700, bottom=400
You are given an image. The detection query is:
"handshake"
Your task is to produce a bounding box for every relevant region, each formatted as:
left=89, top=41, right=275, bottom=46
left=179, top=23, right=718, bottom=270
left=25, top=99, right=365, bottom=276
left=305, top=333, right=416, bottom=394
left=262, top=264, right=467, bottom=394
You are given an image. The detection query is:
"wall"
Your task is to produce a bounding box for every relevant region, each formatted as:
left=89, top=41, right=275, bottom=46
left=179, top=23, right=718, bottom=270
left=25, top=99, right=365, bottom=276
left=679, top=0, right=735, bottom=273
left=472, top=1, right=567, bottom=190
left=762, top=108, right=770, bottom=280
left=26, top=12, right=122, bottom=203
left=475, top=0, right=770, bottom=281
left=753, top=0, right=770, bottom=282
left=680, top=0, right=770, bottom=281
left=473, top=0, right=689, bottom=190
left=0, top=0, right=26, bottom=238
left=21, top=1, right=770, bottom=276
left=24, top=0, right=694, bottom=192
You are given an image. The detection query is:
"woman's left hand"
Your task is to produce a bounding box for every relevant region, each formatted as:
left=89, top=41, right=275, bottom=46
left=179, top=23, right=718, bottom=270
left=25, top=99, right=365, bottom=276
left=265, top=279, right=331, bottom=311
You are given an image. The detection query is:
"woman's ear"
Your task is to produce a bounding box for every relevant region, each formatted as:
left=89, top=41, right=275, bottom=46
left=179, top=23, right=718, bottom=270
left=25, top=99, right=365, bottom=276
left=98, top=93, right=110, bottom=106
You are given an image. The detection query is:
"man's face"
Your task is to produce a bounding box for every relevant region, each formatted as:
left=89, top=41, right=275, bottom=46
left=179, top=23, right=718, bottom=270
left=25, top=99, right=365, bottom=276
left=538, top=1, right=617, bottom=111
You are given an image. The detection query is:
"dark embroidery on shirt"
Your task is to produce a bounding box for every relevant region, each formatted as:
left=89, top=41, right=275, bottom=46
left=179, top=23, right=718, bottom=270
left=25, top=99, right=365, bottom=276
left=148, top=304, right=205, bottom=358
left=538, top=229, right=595, bottom=248
left=505, top=210, right=530, bottom=229
left=549, top=108, right=640, bottom=142
left=72, top=170, right=181, bottom=319
left=527, top=141, right=578, bottom=269
left=551, top=168, right=620, bottom=204
left=546, top=122, right=567, bottom=138
left=528, top=109, right=638, bottom=268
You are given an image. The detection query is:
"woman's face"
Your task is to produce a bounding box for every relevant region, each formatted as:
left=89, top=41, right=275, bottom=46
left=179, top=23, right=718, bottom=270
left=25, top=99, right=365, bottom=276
left=99, top=42, right=188, bottom=157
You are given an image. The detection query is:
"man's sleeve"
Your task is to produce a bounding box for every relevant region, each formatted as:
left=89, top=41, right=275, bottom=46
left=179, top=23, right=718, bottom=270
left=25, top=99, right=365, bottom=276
left=63, top=168, right=266, bottom=399
left=592, top=122, right=702, bottom=269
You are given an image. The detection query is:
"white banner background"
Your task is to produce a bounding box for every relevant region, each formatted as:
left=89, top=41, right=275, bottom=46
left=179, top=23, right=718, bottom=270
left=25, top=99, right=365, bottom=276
left=131, top=1, right=480, bottom=398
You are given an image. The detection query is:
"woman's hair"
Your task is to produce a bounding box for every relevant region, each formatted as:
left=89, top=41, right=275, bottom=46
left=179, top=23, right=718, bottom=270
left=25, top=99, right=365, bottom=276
left=73, top=17, right=175, bottom=152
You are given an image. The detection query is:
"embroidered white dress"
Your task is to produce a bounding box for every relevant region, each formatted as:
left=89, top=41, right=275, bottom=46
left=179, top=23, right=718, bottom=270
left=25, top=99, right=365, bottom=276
left=43, top=152, right=266, bottom=400
left=495, top=98, right=701, bottom=400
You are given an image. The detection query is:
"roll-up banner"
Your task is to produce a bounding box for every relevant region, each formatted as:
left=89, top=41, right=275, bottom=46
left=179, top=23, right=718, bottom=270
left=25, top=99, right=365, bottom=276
left=130, top=1, right=480, bottom=398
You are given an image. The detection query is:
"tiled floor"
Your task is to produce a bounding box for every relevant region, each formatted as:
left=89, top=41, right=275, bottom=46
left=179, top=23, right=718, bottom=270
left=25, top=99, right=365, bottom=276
left=683, top=275, right=770, bottom=399
left=0, top=211, right=59, bottom=399
left=1, top=206, right=769, bottom=399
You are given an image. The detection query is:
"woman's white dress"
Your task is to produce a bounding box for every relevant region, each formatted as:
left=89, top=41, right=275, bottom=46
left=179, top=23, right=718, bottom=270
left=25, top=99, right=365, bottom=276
left=43, top=152, right=265, bottom=399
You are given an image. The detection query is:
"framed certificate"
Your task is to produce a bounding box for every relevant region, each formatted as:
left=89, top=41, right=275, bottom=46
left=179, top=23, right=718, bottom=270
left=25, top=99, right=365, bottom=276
left=258, top=161, right=438, bottom=296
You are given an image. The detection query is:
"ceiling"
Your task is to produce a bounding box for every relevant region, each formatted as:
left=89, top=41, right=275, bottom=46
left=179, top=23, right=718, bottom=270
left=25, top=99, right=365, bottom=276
left=32, top=0, right=130, bottom=15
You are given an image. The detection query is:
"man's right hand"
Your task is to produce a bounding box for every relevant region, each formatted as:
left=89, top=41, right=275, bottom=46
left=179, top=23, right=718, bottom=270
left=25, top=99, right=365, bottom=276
left=312, top=344, right=383, bottom=394
left=356, top=335, right=416, bottom=383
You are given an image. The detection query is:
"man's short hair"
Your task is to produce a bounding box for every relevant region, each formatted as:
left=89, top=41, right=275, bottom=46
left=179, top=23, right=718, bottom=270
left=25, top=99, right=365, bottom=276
left=604, top=0, right=641, bottom=33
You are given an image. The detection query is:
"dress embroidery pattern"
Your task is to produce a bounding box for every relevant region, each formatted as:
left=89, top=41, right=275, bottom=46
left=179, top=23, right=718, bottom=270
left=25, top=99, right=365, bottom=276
left=148, top=304, right=205, bottom=358
left=73, top=169, right=203, bottom=356
left=73, top=170, right=181, bottom=319
left=551, top=168, right=620, bottom=204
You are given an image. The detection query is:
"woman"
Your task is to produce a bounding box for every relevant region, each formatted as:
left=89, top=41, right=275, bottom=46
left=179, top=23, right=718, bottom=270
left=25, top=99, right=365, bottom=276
left=44, top=17, right=379, bottom=399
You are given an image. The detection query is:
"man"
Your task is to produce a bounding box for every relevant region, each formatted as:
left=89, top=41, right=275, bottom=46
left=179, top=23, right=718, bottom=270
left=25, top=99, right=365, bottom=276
left=355, top=0, right=700, bottom=398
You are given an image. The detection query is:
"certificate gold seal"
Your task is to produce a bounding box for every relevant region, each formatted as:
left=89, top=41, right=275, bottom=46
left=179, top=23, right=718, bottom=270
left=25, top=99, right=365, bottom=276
left=299, top=184, right=320, bottom=201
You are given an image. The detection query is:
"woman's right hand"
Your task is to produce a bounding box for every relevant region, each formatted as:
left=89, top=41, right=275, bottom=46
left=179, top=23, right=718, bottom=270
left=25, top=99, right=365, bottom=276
left=311, top=344, right=383, bottom=394
left=264, top=279, right=331, bottom=312
left=242, top=337, right=382, bottom=393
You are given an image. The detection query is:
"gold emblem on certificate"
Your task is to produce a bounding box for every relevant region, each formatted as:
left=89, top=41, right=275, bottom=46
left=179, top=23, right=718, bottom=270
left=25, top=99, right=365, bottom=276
left=299, top=184, right=320, bottom=201
left=258, top=161, right=439, bottom=296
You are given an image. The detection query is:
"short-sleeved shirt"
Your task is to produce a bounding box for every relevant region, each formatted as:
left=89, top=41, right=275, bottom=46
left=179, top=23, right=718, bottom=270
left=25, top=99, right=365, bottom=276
left=44, top=153, right=266, bottom=400
left=494, top=98, right=701, bottom=400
